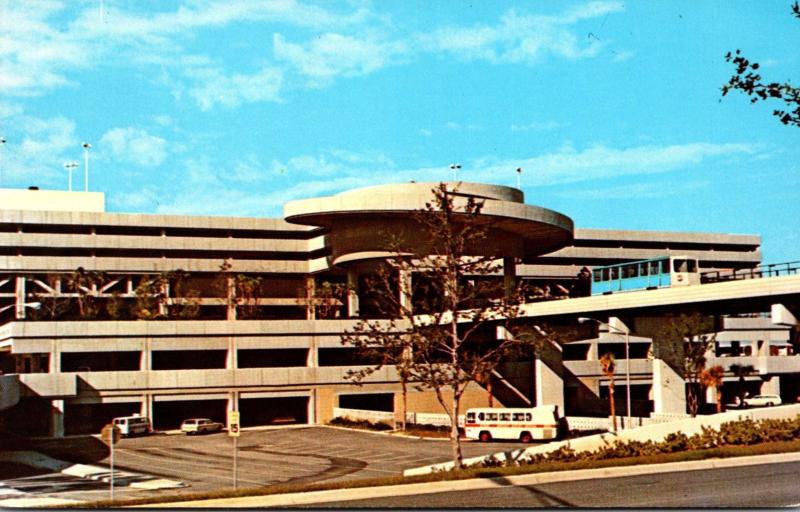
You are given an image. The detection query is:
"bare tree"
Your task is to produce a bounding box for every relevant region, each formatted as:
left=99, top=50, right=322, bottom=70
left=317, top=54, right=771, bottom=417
left=599, top=352, right=617, bottom=432
left=722, top=2, right=800, bottom=127
left=341, top=183, right=546, bottom=469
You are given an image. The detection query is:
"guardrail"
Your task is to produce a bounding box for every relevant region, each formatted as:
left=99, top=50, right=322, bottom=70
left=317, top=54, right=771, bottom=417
left=702, top=260, right=800, bottom=283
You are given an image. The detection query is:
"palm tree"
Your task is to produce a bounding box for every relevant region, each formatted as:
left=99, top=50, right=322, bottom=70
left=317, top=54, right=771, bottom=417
left=700, top=365, right=725, bottom=413
left=729, top=363, right=756, bottom=407
left=600, top=352, right=617, bottom=432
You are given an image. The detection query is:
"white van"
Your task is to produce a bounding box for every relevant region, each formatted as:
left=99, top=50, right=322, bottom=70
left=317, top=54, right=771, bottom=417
left=112, top=415, right=152, bottom=437
left=464, top=405, right=559, bottom=443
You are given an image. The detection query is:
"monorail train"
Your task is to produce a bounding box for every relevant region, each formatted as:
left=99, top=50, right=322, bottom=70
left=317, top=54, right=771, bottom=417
left=591, top=255, right=700, bottom=295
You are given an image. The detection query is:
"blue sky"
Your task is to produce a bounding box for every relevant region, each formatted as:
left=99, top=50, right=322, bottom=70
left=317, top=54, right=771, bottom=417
left=1, top=0, right=798, bottom=262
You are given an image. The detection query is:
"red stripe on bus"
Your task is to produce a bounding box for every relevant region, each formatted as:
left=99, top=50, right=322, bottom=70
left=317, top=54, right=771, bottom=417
left=464, top=423, right=557, bottom=428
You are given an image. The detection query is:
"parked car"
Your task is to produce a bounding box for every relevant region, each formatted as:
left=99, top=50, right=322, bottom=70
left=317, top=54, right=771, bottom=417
left=112, top=415, right=152, bottom=437
left=181, top=418, right=224, bottom=435
left=741, top=394, right=782, bottom=407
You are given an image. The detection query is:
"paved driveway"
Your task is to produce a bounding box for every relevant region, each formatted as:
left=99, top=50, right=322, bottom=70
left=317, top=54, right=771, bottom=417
left=2, top=426, right=528, bottom=504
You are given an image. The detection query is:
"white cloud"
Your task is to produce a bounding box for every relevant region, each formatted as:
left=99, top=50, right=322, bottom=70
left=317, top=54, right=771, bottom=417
left=421, top=2, right=624, bottom=64
left=186, top=66, right=284, bottom=110
left=510, top=120, right=567, bottom=132
left=100, top=127, right=169, bottom=167
left=274, top=33, right=407, bottom=85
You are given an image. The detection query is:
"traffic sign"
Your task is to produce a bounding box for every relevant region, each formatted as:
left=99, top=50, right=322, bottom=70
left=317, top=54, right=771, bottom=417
left=228, top=411, right=240, bottom=437
left=101, top=423, right=121, bottom=445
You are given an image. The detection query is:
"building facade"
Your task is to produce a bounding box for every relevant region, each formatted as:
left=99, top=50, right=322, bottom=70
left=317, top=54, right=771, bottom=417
left=0, top=183, right=794, bottom=437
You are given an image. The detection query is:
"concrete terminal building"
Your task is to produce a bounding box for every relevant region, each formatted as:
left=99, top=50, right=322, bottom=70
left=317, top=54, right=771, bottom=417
left=0, top=182, right=792, bottom=437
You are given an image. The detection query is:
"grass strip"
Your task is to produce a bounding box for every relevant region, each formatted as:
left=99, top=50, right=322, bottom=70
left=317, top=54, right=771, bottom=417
left=55, top=437, right=800, bottom=509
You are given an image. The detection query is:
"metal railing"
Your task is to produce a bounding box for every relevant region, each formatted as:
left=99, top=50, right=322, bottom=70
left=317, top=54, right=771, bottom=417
left=701, top=260, right=800, bottom=284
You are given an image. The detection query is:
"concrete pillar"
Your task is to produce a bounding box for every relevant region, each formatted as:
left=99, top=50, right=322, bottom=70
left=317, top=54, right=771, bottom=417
left=652, top=358, right=686, bottom=414
left=346, top=268, right=359, bottom=318
left=50, top=399, right=65, bottom=438
left=15, top=276, right=26, bottom=319
left=305, top=276, right=316, bottom=320
left=756, top=339, right=767, bottom=357
left=307, top=336, right=318, bottom=367
left=49, top=339, right=61, bottom=373
left=141, top=394, right=153, bottom=421
left=503, top=257, right=516, bottom=299
left=761, top=375, right=780, bottom=395
left=226, top=276, right=236, bottom=320
left=586, top=340, right=599, bottom=361
left=308, top=389, right=317, bottom=425
left=140, top=338, right=152, bottom=371
left=398, top=267, right=412, bottom=315
left=226, top=336, right=237, bottom=369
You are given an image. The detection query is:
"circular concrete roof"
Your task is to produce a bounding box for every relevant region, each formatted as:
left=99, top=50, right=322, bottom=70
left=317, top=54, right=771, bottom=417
left=284, top=182, right=573, bottom=266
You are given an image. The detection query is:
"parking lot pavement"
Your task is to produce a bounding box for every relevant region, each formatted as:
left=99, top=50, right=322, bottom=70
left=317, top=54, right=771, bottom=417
left=0, top=426, right=530, bottom=505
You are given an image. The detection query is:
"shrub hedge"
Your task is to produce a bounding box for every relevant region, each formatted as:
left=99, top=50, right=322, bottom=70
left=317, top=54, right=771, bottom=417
left=476, top=415, right=800, bottom=468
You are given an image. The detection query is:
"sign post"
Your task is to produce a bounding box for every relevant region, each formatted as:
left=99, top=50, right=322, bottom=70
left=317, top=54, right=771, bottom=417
left=100, top=423, right=121, bottom=501
left=227, top=410, right=240, bottom=489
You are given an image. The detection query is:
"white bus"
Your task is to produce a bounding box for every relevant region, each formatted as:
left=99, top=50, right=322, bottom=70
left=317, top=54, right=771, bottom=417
left=112, top=415, right=152, bottom=437
left=464, top=405, right=559, bottom=443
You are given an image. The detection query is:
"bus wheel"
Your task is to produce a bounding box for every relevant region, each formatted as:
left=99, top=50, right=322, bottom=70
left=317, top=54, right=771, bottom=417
left=520, top=432, right=533, bottom=443
left=479, top=431, right=492, bottom=442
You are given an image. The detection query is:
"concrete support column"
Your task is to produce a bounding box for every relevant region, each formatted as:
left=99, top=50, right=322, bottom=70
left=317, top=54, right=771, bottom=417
left=158, top=281, right=169, bottom=317
left=50, top=399, right=65, bottom=438
left=140, top=338, right=152, bottom=371
left=762, top=375, right=781, bottom=395
left=346, top=268, right=359, bottom=318
left=308, top=389, right=317, bottom=425
left=398, top=267, right=412, bottom=315
left=141, top=394, right=153, bottom=421
left=305, top=276, right=316, bottom=320
left=307, top=336, right=318, bottom=368
left=226, top=276, right=236, bottom=321
left=227, top=391, right=239, bottom=413
left=15, top=276, right=26, bottom=319
left=586, top=340, right=599, bottom=361
left=49, top=339, right=61, bottom=373
left=503, top=257, right=516, bottom=299
left=652, top=358, right=687, bottom=414
left=226, top=336, right=237, bottom=369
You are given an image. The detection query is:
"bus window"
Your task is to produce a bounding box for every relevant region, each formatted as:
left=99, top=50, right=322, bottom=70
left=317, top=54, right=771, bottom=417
left=486, top=413, right=498, bottom=421
left=478, top=413, right=485, bottom=421
left=512, top=413, right=525, bottom=421
left=593, top=269, right=603, bottom=282
left=467, top=412, right=476, bottom=423
left=639, top=263, right=649, bottom=276
left=499, top=413, right=511, bottom=421
left=624, top=265, right=637, bottom=278
left=610, top=267, right=619, bottom=280
left=525, top=413, right=532, bottom=421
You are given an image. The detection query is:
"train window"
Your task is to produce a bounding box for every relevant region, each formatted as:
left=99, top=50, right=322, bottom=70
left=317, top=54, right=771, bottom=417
left=673, top=259, right=698, bottom=273
left=639, top=263, right=649, bottom=276
left=649, top=261, right=660, bottom=274
left=661, top=260, right=669, bottom=274
left=624, top=265, right=637, bottom=278
left=602, top=268, right=610, bottom=281
left=593, top=269, right=603, bottom=282
left=610, top=267, right=619, bottom=280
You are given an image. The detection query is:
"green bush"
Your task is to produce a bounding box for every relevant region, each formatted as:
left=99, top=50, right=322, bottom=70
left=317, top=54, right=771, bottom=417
left=472, top=414, right=800, bottom=470
left=328, top=416, right=393, bottom=431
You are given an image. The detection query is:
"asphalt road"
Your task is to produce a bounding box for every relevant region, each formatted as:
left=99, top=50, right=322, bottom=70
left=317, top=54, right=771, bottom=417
left=302, top=460, right=800, bottom=508
left=1, top=426, right=525, bottom=504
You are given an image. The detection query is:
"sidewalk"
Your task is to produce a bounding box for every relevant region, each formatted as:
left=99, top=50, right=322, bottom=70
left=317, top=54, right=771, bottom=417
left=133, top=450, right=800, bottom=508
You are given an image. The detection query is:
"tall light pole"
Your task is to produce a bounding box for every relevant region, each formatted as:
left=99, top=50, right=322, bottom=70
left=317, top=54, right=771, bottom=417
left=579, top=316, right=631, bottom=428
left=449, top=163, right=461, bottom=181
left=516, top=167, right=523, bottom=189
left=64, top=161, right=79, bottom=191
left=0, top=137, right=6, bottom=187
left=82, top=142, right=92, bottom=192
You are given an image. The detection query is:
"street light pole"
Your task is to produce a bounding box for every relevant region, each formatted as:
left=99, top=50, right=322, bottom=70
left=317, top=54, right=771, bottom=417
left=82, top=142, right=92, bottom=192
left=449, top=163, right=461, bottom=181
left=64, top=161, right=78, bottom=191
left=0, top=137, right=6, bottom=187
left=579, top=316, right=632, bottom=428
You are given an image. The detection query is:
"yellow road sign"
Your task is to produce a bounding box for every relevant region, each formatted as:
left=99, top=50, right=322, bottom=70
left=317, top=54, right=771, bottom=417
left=228, top=411, right=240, bottom=437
